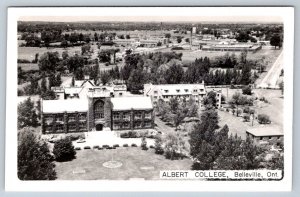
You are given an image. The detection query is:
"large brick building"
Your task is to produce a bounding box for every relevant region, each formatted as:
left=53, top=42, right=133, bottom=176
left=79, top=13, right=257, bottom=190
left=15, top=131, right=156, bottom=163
left=41, top=78, right=154, bottom=134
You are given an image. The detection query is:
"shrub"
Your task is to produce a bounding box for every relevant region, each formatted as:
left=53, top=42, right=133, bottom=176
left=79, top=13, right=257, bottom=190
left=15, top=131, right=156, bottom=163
left=149, top=145, right=155, bottom=149
left=84, top=146, right=91, bottom=149
left=243, top=114, right=250, bottom=122
left=154, top=137, right=164, bottom=155
left=93, top=145, right=100, bottom=149
left=113, top=144, right=119, bottom=148
left=123, top=144, right=129, bottom=147
left=242, top=86, right=252, bottom=95
left=232, top=109, right=236, bottom=115
left=259, top=97, right=269, bottom=103
left=102, top=145, right=109, bottom=149
left=225, top=108, right=230, bottom=112
left=243, top=106, right=250, bottom=114
left=120, top=131, right=138, bottom=138
left=141, top=137, right=148, bottom=151
left=258, top=114, right=271, bottom=124
left=75, top=147, right=81, bottom=151
left=53, top=137, right=76, bottom=162
left=131, top=143, right=137, bottom=147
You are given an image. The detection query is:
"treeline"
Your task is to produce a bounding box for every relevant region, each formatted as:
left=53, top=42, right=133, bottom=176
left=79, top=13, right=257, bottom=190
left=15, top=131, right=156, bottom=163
left=118, top=51, right=257, bottom=93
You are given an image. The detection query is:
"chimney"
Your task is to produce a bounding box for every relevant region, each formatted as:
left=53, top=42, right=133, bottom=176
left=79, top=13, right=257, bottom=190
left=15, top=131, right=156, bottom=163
left=84, top=75, right=90, bottom=80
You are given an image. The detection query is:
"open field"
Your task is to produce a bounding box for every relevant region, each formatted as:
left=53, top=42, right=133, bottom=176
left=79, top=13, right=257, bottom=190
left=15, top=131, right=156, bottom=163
left=55, top=148, right=192, bottom=180
left=17, top=63, right=39, bottom=71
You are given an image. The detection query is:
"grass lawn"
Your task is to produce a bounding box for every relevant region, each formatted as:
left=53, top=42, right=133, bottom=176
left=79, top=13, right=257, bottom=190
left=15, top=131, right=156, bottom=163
left=55, top=147, right=192, bottom=180
left=217, top=89, right=283, bottom=139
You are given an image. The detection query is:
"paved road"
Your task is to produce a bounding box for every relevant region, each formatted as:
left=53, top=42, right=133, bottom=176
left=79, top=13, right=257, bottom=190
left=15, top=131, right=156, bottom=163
left=257, top=51, right=283, bottom=89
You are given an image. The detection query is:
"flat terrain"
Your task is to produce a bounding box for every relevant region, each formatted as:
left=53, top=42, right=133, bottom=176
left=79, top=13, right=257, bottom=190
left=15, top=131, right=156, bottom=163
left=55, top=148, right=192, bottom=180
left=216, top=89, right=283, bottom=139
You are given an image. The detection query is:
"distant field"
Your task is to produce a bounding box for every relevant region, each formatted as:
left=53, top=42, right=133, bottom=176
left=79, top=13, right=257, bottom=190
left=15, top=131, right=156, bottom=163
left=18, top=63, right=39, bottom=71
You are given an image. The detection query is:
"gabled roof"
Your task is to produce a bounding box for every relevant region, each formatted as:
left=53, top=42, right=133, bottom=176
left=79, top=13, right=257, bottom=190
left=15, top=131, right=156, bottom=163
left=111, top=97, right=153, bottom=111
left=74, top=80, right=95, bottom=87
left=42, top=99, right=88, bottom=113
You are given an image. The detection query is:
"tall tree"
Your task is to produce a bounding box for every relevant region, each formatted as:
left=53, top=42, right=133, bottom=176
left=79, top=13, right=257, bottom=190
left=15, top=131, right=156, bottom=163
left=18, top=98, right=39, bottom=129
left=18, top=129, right=56, bottom=180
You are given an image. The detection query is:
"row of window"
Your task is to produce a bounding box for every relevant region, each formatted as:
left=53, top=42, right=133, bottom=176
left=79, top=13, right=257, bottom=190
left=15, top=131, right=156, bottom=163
left=112, top=112, right=152, bottom=120
left=154, top=89, right=204, bottom=94
left=113, top=121, right=152, bottom=130
left=44, top=114, right=86, bottom=124
left=44, top=122, right=86, bottom=133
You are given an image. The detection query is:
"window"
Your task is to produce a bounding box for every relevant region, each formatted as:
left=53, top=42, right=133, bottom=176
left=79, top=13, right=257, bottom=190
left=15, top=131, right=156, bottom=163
left=199, top=89, right=204, bottom=92
left=94, top=100, right=104, bottom=119
left=176, top=89, right=180, bottom=93
left=153, top=96, right=158, bottom=99
left=164, top=90, right=169, bottom=93
left=193, top=89, right=197, bottom=93
left=119, top=92, right=123, bottom=96
left=68, top=124, right=76, bottom=131
left=113, top=113, right=120, bottom=120
left=122, top=113, right=130, bottom=121
left=260, top=137, right=263, bottom=140
left=134, top=122, right=142, bottom=128
left=44, top=126, right=52, bottom=133
left=95, top=113, right=104, bottom=119
left=55, top=125, right=64, bottom=132
left=184, top=89, right=188, bottom=92
left=79, top=114, right=86, bottom=121
left=154, top=90, right=158, bottom=94
left=135, top=112, right=142, bottom=120
left=68, top=115, right=76, bottom=122
left=145, top=112, right=152, bottom=119
left=113, top=123, right=121, bottom=130
left=45, top=116, right=53, bottom=124
left=123, top=122, right=130, bottom=129
left=56, top=116, right=63, bottom=122
left=79, top=122, right=86, bottom=130
left=144, top=122, right=152, bottom=128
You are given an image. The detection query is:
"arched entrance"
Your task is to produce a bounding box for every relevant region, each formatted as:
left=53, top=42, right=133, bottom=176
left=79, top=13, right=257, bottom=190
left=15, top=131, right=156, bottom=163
left=95, top=124, right=103, bottom=131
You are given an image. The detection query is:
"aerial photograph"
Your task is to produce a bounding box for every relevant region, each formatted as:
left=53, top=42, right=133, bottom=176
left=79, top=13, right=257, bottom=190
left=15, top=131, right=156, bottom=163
left=16, top=15, right=284, bottom=181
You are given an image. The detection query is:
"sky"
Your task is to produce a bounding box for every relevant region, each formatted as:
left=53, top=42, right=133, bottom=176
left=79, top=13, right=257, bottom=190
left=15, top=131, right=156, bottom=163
left=19, top=16, right=283, bottom=23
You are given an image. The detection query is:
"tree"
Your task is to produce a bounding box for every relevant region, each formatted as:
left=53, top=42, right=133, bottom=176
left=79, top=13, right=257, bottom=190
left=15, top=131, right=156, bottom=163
left=154, top=136, right=164, bottom=155
left=100, top=71, right=111, bottom=85
left=242, top=86, right=252, bottom=95
left=279, top=81, right=284, bottom=95
left=18, top=98, right=39, bottom=129
left=98, top=49, right=111, bottom=63
left=164, top=133, right=187, bottom=160
left=81, top=44, right=91, bottom=55
left=67, top=54, right=85, bottom=73
left=258, top=114, right=271, bottom=124
left=141, top=137, right=148, bottom=150
left=185, top=38, right=190, bottom=43
left=240, top=63, right=252, bottom=85
left=60, top=40, right=68, bottom=48
left=38, top=52, right=60, bottom=72
left=127, top=69, right=146, bottom=93
left=164, top=63, right=184, bottom=84
left=53, top=137, right=76, bottom=162
left=40, top=76, right=48, bottom=94
left=56, top=73, right=62, bottom=87
left=270, top=34, right=282, bottom=49
left=202, top=91, right=217, bottom=109
left=18, top=129, right=56, bottom=180
left=177, top=36, right=182, bottom=43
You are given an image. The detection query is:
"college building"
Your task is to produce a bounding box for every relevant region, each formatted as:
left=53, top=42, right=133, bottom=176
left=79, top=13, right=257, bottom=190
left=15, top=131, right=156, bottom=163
left=144, top=82, right=222, bottom=108
left=41, top=78, right=154, bottom=134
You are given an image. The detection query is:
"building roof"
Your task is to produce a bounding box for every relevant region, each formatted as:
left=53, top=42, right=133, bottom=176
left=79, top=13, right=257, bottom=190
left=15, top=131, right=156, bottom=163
left=145, top=84, right=206, bottom=96
left=111, top=97, right=153, bottom=111
left=42, top=99, right=88, bottom=113
left=246, top=126, right=283, bottom=137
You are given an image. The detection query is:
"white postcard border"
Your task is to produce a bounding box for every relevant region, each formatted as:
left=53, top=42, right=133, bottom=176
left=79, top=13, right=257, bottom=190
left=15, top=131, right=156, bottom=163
left=5, top=7, right=294, bottom=191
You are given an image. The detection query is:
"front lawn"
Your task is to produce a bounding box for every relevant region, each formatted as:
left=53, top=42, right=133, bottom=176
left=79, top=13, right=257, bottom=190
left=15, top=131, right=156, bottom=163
left=55, top=147, right=192, bottom=180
